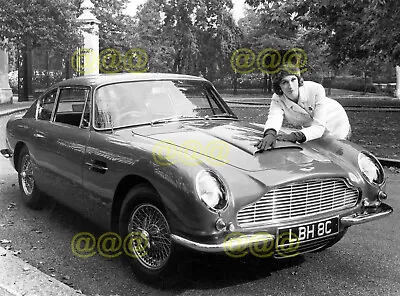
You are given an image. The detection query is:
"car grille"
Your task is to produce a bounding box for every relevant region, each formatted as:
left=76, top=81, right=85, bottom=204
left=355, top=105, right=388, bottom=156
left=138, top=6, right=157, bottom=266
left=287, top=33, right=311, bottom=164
left=273, top=236, right=334, bottom=258
left=237, top=179, right=359, bottom=227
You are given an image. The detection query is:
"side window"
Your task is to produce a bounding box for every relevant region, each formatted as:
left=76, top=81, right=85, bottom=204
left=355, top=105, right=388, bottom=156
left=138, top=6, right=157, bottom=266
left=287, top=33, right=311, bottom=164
left=54, top=88, right=89, bottom=127
left=37, top=89, right=58, bottom=120
left=81, top=94, right=91, bottom=128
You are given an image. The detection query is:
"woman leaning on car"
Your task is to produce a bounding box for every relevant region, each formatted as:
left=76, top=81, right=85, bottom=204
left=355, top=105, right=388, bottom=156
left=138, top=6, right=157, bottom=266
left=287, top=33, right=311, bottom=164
left=256, top=68, right=351, bottom=151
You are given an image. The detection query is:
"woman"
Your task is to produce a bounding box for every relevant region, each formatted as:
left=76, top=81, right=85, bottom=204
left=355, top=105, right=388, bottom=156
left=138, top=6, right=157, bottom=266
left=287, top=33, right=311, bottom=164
left=256, top=69, right=351, bottom=151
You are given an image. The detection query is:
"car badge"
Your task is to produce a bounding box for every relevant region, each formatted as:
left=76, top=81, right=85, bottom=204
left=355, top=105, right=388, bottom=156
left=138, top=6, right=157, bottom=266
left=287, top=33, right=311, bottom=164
left=300, top=166, right=314, bottom=172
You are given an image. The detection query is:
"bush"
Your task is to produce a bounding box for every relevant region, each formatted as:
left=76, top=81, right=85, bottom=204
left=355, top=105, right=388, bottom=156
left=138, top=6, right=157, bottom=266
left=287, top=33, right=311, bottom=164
left=322, top=77, right=376, bottom=93
left=8, top=70, right=64, bottom=96
left=213, top=73, right=266, bottom=90
left=8, top=70, right=18, bottom=93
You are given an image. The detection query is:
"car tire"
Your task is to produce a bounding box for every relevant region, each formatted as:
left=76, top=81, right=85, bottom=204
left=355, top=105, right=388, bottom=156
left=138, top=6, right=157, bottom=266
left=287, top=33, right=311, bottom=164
left=119, top=184, right=180, bottom=283
left=17, top=146, right=45, bottom=209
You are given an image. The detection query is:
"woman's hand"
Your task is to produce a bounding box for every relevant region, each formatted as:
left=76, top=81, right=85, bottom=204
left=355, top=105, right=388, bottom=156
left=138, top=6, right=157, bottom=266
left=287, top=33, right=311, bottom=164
left=255, top=129, right=277, bottom=150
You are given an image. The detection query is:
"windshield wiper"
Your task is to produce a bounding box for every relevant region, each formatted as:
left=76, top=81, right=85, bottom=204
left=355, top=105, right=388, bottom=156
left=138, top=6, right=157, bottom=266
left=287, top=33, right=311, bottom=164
left=150, top=115, right=204, bottom=126
left=208, top=113, right=237, bottom=119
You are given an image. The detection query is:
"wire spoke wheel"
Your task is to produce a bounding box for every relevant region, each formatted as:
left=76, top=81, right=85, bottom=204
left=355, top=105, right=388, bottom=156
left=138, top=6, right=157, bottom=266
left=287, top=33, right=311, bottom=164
left=128, top=203, right=172, bottom=271
left=20, top=154, right=34, bottom=196
left=17, top=147, right=45, bottom=209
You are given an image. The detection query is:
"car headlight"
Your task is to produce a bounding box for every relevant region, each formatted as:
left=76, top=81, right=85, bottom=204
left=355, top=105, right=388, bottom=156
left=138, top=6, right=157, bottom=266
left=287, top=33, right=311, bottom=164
left=195, top=170, right=228, bottom=211
left=358, top=151, right=385, bottom=185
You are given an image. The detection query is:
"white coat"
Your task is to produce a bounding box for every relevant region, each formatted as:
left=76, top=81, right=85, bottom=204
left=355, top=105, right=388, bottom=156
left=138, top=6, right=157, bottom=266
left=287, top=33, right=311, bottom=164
left=264, top=81, right=351, bottom=141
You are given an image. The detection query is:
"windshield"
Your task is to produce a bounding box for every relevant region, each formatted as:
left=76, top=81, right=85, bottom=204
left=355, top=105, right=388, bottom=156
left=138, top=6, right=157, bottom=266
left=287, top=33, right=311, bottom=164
left=93, top=80, right=236, bottom=129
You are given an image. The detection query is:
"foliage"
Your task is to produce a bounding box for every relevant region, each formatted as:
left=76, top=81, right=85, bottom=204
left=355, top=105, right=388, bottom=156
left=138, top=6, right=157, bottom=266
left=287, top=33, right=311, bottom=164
left=238, top=7, right=294, bottom=50
left=90, top=0, right=133, bottom=51
left=243, top=0, right=400, bottom=96
left=0, top=0, right=133, bottom=57
left=244, top=0, right=400, bottom=69
left=0, top=0, right=80, bottom=53
left=131, top=0, right=242, bottom=81
left=128, top=0, right=175, bottom=72
left=321, top=77, right=377, bottom=93
left=8, top=71, right=18, bottom=92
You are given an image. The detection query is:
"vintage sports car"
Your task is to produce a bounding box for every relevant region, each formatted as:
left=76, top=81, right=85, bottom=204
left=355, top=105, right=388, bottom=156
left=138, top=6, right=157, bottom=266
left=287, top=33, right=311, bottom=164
left=2, top=73, right=393, bottom=282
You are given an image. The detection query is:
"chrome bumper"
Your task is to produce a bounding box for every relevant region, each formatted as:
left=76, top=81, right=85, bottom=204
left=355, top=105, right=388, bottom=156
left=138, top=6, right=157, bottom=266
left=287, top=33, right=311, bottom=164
left=171, top=233, right=275, bottom=253
left=341, top=203, right=393, bottom=225
left=172, top=203, right=393, bottom=253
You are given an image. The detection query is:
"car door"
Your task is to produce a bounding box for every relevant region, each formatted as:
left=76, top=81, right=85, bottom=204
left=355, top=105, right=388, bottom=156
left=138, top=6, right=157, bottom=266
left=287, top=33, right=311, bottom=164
left=37, top=86, right=91, bottom=213
left=28, top=88, right=59, bottom=194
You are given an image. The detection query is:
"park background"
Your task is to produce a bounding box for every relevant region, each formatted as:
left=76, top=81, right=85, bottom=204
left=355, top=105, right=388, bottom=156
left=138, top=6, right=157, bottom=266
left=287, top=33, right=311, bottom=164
left=1, top=0, right=399, bottom=100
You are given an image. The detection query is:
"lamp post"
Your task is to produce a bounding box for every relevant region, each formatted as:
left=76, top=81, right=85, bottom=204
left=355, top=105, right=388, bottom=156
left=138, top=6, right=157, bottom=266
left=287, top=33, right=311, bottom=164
left=0, top=48, right=13, bottom=104
left=76, top=0, right=101, bottom=76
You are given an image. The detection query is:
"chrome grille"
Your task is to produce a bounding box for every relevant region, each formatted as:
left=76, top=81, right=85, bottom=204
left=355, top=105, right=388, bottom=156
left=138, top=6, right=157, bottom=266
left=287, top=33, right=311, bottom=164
left=237, top=179, right=359, bottom=227
left=274, top=236, right=334, bottom=258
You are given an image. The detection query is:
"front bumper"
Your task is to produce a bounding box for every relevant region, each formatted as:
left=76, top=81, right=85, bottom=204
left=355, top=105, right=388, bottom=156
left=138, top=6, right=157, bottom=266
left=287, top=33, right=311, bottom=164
left=171, top=203, right=393, bottom=254
left=340, top=202, right=393, bottom=226
left=172, top=232, right=275, bottom=254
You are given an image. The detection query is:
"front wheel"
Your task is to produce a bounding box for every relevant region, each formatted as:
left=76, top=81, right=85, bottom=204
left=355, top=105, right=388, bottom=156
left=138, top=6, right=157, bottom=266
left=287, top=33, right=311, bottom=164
left=119, top=184, right=179, bottom=283
left=17, top=146, right=45, bottom=209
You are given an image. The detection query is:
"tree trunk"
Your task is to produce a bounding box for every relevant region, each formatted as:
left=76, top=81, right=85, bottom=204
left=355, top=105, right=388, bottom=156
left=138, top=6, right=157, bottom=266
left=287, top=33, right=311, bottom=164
left=396, top=65, right=400, bottom=99
left=233, top=72, right=237, bottom=95
left=21, top=41, right=33, bottom=102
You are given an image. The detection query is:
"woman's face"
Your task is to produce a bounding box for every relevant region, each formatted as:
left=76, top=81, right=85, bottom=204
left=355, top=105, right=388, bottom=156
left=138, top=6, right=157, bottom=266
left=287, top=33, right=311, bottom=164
left=279, top=75, right=299, bottom=101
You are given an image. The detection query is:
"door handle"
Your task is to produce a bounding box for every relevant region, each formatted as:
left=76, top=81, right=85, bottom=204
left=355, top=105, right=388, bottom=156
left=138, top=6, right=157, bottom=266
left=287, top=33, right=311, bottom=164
left=33, top=132, right=46, bottom=139
left=85, top=160, right=108, bottom=174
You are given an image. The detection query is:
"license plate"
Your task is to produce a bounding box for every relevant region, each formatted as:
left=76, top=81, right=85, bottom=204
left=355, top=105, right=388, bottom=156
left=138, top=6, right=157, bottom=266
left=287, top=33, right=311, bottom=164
left=276, top=216, right=339, bottom=248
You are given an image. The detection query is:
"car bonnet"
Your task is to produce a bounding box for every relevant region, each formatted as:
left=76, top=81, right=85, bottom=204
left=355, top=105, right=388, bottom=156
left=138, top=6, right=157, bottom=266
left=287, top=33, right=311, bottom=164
left=125, top=120, right=352, bottom=174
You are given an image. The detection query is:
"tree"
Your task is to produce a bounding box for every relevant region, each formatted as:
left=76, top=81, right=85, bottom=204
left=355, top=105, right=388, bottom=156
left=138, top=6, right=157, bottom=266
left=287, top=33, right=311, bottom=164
left=0, top=0, right=135, bottom=98
left=90, top=0, right=132, bottom=50
left=245, top=0, right=400, bottom=98
left=132, top=0, right=241, bottom=81
left=127, top=0, right=175, bottom=72
left=0, top=0, right=79, bottom=54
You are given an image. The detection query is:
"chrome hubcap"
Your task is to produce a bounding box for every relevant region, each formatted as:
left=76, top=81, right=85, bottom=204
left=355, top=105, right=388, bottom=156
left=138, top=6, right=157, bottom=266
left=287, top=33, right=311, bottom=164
left=21, top=155, right=34, bottom=196
left=128, top=204, right=171, bottom=270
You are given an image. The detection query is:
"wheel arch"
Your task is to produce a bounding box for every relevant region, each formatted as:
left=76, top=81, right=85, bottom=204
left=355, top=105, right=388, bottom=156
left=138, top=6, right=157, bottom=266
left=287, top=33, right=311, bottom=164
left=13, top=141, right=27, bottom=171
left=111, top=175, right=162, bottom=233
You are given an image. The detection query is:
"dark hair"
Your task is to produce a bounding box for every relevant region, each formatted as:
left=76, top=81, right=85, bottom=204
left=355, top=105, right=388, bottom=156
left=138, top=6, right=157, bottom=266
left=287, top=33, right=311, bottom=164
left=272, top=69, right=304, bottom=96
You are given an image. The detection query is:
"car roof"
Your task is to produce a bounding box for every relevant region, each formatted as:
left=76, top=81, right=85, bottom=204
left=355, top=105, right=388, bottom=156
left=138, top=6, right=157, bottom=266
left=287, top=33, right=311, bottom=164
left=54, top=73, right=208, bottom=88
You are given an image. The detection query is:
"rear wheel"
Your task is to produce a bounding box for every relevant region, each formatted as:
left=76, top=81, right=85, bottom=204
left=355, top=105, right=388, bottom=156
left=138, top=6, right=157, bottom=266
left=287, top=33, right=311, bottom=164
left=18, top=146, right=45, bottom=209
left=119, top=184, right=180, bottom=283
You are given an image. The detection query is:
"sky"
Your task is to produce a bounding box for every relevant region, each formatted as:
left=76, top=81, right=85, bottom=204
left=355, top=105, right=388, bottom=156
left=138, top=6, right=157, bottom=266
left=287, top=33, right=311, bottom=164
left=124, top=0, right=246, bottom=21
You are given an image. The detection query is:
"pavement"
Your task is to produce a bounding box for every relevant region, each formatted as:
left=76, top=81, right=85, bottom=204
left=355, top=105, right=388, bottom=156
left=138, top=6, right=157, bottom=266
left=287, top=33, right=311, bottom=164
left=0, top=95, right=84, bottom=295
left=0, top=246, right=84, bottom=296
left=0, top=96, right=32, bottom=117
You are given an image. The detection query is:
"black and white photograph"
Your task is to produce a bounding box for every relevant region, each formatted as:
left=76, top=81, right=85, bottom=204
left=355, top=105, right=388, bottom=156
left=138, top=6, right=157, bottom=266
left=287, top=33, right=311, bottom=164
left=0, top=0, right=399, bottom=295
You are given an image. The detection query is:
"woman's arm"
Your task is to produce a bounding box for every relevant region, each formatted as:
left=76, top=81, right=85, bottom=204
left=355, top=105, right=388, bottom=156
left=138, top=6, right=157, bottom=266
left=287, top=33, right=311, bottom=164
left=264, top=96, right=284, bottom=134
left=299, top=83, right=328, bottom=141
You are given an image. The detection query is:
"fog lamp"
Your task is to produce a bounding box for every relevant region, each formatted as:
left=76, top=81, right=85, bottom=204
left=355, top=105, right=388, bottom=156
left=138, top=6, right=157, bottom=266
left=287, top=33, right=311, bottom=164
left=378, top=190, right=387, bottom=201
left=215, top=218, right=227, bottom=231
